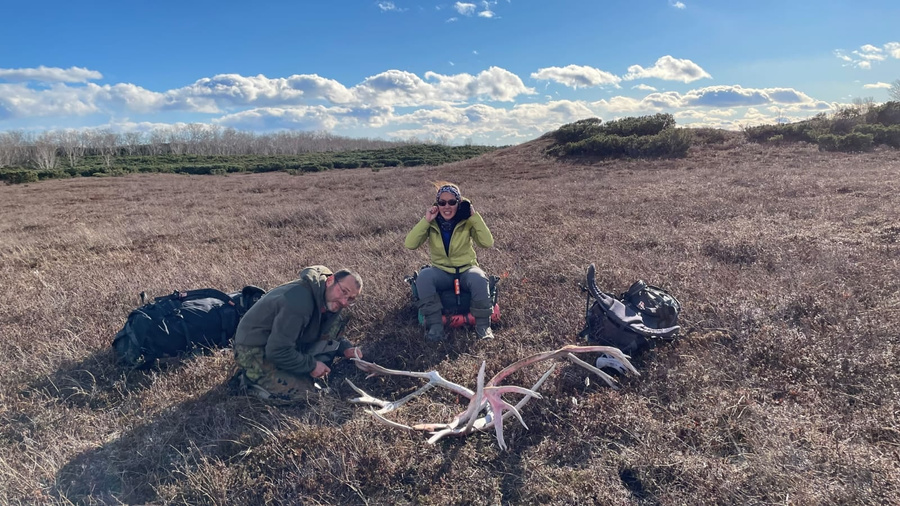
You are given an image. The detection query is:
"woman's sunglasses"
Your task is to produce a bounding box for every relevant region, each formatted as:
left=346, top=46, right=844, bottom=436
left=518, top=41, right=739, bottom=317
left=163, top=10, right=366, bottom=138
left=436, top=199, right=459, bottom=207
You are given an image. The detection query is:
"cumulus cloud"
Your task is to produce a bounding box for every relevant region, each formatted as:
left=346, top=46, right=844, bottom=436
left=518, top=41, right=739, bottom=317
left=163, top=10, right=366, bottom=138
left=670, top=1, right=686, bottom=9
left=0, top=81, right=185, bottom=119
left=682, top=85, right=827, bottom=109
left=215, top=105, right=346, bottom=131
left=835, top=42, right=900, bottom=68
left=478, top=9, right=495, bottom=18
left=174, top=73, right=354, bottom=107
left=624, top=56, right=711, bottom=83
left=383, top=99, right=597, bottom=144
left=377, top=2, right=402, bottom=12
left=530, top=65, right=621, bottom=89
left=0, top=65, right=102, bottom=83
left=425, top=67, right=535, bottom=102
left=632, top=84, right=657, bottom=91
left=863, top=82, right=892, bottom=89
left=887, top=42, right=900, bottom=59
left=455, top=2, right=476, bottom=15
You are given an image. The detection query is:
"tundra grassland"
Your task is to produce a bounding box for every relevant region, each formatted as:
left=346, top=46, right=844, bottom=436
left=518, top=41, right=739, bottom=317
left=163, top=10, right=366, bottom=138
left=1, top=137, right=899, bottom=505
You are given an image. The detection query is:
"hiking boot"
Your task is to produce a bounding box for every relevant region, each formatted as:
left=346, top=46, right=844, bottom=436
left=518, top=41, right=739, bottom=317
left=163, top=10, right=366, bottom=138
left=475, top=325, right=494, bottom=340
left=425, top=324, right=445, bottom=342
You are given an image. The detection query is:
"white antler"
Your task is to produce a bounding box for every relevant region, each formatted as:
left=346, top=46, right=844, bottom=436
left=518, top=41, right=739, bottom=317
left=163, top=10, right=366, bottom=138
left=347, top=344, right=637, bottom=450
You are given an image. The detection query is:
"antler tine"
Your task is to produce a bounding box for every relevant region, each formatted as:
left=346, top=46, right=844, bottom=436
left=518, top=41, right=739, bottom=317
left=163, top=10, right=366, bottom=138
left=366, top=408, right=416, bottom=431
left=345, top=379, right=392, bottom=409
left=565, top=353, right=619, bottom=389
left=461, top=362, right=487, bottom=434
left=353, top=358, right=476, bottom=398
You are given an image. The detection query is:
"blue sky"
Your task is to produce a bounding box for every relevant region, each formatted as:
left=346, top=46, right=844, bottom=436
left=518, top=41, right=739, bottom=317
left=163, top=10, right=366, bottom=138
left=1, top=0, right=899, bottom=145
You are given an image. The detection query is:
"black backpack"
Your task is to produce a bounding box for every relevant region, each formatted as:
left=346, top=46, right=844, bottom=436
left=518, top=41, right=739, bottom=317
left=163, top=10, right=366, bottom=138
left=579, top=264, right=681, bottom=356
left=112, top=286, right=266, bottom=368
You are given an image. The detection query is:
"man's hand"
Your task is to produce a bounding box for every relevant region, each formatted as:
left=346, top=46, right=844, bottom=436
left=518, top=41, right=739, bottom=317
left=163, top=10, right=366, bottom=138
left=310, top=361, right=331, bottom=378
left=344, top=347, right=363, bottom=360
left=425, top=205, right=439, bottom=222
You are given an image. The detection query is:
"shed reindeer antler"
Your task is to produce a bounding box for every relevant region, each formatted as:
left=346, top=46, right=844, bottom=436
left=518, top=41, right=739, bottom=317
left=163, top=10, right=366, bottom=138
left=346, top=345, right=638, bottom=450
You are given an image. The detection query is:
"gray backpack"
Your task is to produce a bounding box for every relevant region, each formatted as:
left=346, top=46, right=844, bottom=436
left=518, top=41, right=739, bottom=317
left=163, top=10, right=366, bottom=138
left=579, top=264, right=681, bottom=356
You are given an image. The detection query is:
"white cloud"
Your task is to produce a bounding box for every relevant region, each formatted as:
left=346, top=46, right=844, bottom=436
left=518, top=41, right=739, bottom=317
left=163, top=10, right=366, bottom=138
left=0, top=81, right=190, bottom=119
left=455, top=2, right=476, bottom=15
left=682, top=85, right=827, bottom=109
left=478, top=9, right=495, bottom=18
left=670, top=1, right=686, bottom=9
left=377, top=2, right=399, bottom=12
left=530, top=64, right=621, bottom=89
left=854, top=46, right=885, bottom=62
left=446, top=17, right=458, bottom=22
left=887, top=42, right=900, bottom=59
left=863, top=82, right=892, bottom=89
left=215, top=105, right=344, bottom=131
left=425, top=66, right=535, bottom=102
left=0, top=66, right=103, bottom=83
left=835, top=42, right=900, bottom=68
left=174, top=73, right=355, bottom=107
left=632, top=84, right=658, bottom=91
left=623, top=56, right=711, bottom=83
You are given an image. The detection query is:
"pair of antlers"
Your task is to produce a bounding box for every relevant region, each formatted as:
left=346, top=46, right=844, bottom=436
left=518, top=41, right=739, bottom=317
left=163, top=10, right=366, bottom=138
left=345, top=345, right=638, bottom=450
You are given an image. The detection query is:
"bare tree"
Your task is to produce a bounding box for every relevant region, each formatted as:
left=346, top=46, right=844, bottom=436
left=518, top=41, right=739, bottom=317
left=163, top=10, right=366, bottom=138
left=147, top=128, right=169, bottom=156
left=89, top=129, right=120, bottom=168
left=31, top=131, right=59, bottom=170
left=890, top=79, right=900, bottom=101
left=121, top=131, right=144, bottom=156
left=58, top=130, right=86, bottom=168
left=0, top=130, right=28, bottom=168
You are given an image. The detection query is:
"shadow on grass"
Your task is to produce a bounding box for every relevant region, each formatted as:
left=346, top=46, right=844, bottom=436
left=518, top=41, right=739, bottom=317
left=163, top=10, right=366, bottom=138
left=50, top=374, right=352, bottom=504
left=23, top=347, right=220, bottom=410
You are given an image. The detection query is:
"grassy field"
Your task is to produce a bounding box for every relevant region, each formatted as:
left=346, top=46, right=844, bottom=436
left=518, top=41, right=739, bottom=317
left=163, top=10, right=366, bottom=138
left=1, top=135, right=899, bottom=505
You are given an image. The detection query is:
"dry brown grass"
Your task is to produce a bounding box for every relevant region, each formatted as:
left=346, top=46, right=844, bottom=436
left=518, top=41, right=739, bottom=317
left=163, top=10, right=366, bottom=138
left=2, top=137, right=899, bottom=505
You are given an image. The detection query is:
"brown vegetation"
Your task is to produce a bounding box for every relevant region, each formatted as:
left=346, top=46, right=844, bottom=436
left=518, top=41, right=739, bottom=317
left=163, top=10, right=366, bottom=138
left=1, top=136, right=899, bottom=504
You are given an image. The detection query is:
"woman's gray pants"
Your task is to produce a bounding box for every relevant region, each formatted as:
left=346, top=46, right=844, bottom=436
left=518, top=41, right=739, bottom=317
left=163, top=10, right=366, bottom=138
left=415, top=266, right=492, bottom=326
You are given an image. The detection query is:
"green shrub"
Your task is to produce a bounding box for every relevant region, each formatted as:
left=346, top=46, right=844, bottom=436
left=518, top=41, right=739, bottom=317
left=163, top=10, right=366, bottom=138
left=36, top=170, right=70, bottom=181
left=600, top=113, right=675, bottom=137
left=874, top=101, right=900, bottom=127
left=2, top=170, right=39, bottom=185
left=558, top=128, right=691, bottom=159
left=818, top=132, right=875, bottom=152
left=854, top=124, right=900, bottom=148
left=638, top=128, right=692, bottom=157
left=743, top=124, right=782, bottom=143
left=553, top=118, right=603, bottom=143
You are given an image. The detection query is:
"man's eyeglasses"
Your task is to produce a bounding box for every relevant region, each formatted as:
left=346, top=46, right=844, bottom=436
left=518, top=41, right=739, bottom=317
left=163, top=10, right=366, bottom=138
left=437, top=199, right=459, bottom=207
left=337, top=283, right=357, bottom=306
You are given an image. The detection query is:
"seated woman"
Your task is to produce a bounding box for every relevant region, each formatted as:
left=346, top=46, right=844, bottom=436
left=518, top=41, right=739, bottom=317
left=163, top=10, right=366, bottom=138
left=404, top=182, right=495, bottom=341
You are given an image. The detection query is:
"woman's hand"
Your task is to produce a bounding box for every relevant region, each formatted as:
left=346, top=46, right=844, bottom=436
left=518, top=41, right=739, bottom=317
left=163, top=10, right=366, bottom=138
left=425, top=205, right=439, bottom=222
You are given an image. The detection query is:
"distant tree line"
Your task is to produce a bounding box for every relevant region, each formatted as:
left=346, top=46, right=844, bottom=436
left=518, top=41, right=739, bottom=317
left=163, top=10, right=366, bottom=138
left=0, top=124, right=432, bottom=171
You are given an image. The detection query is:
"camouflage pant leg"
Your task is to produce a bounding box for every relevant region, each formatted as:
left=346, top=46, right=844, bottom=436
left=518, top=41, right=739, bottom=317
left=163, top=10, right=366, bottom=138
left=233, top=344, right=315, bottom=403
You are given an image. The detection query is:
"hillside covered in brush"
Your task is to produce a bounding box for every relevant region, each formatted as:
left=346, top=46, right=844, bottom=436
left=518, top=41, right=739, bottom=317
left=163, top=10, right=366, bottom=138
left=1, top=118, right=899, bottom=504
